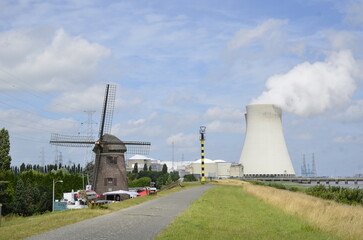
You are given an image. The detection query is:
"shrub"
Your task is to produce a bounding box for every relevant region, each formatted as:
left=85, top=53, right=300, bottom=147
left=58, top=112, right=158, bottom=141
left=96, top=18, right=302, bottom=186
left=306, top=185, right=363, bottom=205
left=268, top=183, right=286, bottom=190
left=184, top=174, right=197, bottom=182
left=128, top=177, right=151, bottom=187
left=249, top=181, right=266, bottom=186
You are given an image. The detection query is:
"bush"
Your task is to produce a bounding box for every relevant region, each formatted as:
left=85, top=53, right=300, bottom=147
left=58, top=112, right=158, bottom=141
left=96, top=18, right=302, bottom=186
left=250, top=181, right=266, bottom=186
left=268, top=183, right=286, bottom=190
left=306, top=185, right=363, bottom=205
left=128, top=177, right=151, bottom=187
left=184, top=174, right=197, bottom=182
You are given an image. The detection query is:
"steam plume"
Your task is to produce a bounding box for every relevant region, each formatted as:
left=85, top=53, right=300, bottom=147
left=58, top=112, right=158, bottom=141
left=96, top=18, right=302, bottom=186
left=252, top=50, right=359, bottom=116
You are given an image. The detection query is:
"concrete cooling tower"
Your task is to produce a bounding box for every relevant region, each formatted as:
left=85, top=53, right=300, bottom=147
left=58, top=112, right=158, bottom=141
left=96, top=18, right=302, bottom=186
left=239, top=104, right=295, bottom=177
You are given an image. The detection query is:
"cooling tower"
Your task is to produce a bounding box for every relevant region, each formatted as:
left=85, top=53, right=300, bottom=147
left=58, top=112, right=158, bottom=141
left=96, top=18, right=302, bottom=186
left=239, top=104, right=295, bottom=177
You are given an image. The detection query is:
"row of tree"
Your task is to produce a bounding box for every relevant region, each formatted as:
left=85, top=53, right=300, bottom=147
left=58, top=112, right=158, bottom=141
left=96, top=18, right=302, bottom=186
left=11, top=163, right=84, bottom=175
left=0, top=127, right=185, bottom=217
left=0, top=169, right=84, bottom=216
left=128, top=163, right=180, bottom=188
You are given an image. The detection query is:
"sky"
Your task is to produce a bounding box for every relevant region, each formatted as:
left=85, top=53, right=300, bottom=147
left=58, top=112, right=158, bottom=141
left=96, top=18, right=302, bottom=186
left=0, top=0, right=362, bottom=177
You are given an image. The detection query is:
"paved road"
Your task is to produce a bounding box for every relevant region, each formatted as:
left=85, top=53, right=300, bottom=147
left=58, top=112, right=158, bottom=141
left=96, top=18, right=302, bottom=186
left=27, top=184, right=214, bottom=240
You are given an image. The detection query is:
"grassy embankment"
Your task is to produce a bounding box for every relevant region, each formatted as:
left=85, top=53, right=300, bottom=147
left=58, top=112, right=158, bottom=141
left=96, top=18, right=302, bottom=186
left=0, top=182, right=201, bottom=240
left=156, top=183, right=338, bottom=240
left=243, top=181, right=363, bottom=240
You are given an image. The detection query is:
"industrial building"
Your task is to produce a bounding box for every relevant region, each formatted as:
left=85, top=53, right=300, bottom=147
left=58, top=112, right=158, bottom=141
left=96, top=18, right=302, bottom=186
left=126, top=155, right=163, bottom=172
left=239, top=104, right=295, bottom=177
left=127, top=155, right=243, bottom=179
left=184, top=159, right=243, bottom=179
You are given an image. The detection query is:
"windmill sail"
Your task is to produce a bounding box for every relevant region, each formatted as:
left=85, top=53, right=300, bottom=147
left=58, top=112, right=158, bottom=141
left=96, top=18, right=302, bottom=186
left=99, top=84, right=116, bottom=139
left=50, top=133, right=94, bottom=147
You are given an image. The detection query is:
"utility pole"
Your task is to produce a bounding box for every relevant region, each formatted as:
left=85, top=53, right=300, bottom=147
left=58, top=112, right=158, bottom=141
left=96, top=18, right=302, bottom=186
left=199, top=126, right=206, bottom=182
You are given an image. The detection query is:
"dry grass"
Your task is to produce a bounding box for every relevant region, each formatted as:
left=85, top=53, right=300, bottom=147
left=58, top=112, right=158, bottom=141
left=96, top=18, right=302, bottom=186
left=212, top=179, right=246, bottom=186
left=242, top=182, right=363, bottom=240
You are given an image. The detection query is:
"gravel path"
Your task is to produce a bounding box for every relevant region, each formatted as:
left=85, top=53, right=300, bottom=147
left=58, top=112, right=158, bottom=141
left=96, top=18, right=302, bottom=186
left=27, top=184, right=214, bottom=240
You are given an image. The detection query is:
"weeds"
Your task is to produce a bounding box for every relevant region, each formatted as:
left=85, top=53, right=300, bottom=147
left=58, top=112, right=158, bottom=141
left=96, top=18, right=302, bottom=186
left=306, top=185, right=363, bottom=206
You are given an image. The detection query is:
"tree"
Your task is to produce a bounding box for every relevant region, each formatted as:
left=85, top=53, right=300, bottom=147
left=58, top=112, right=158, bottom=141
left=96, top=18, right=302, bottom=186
left=83, top=161, right=94, bottom=185
left=162, top=164, right=168, bottom=174
left=132, top=163, right=138, bottom=174
left=12, top=178, right=27, bottom=215
left=20, top=163, right=26, bottom=173
left=165, top=174, right=173, bottom=186
left=170, top=171, right=180, bottom=181
left=184, top=174, right=197, bottom=182
left=0, top=128, right=12, bottom=171
left=143, top=163, right=148, bottom=171
left=24, top=178, right=34, bottom=215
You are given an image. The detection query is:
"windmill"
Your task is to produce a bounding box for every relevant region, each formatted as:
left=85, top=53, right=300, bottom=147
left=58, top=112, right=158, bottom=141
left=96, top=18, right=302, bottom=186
left=50, top=84, right=150, bottom=197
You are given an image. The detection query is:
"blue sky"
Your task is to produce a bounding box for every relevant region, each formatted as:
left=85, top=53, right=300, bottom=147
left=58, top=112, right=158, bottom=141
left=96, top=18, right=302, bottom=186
left=0, top=0, right=362, bottom=177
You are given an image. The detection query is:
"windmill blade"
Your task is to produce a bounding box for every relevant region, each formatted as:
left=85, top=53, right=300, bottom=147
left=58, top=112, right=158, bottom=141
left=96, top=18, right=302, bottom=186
left=99, top=84, right=117, bottom=139
left=50, top=133, right=95, bottom=147
left=124, top=141, right=151, bottom=155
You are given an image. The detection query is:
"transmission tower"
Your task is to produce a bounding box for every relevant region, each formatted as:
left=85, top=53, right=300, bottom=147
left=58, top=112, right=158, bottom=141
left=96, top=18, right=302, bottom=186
left=59, top=151, right=63, bottom=166
left=54, top=146, right=59, bottom=165
left=301, top=154, right=307, bottom=177
left=311, top=153, right=317, bottom=177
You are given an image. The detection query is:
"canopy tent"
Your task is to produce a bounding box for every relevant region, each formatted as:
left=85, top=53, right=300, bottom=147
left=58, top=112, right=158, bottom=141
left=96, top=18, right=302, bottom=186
left=103, top=190, right=138, bottom=198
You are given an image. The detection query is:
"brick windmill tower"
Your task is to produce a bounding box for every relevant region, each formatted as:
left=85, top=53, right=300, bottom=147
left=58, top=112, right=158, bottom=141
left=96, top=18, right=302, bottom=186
left=50, top=84, right=150, bottom=197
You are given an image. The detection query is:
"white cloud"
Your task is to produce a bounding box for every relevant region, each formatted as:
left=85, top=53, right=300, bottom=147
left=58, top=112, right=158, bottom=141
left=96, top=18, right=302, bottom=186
left=0, top=28, right=111, bottom=92
left=111, top=112, right=162, bottom=138
left=48, top=84, right=145, bottom=114
left=227, top=19, right=288, bottom=52
left=334, top=135, right=363, bottom=144
left=206, top=120, right=244, bottom=134
left=0, top=109, right=78, bottom=134
left=252, top=50, right=360, bottom=117
left=48, top=85, right=104, bottom=113
left=204, top=107, right=243, bottom=121
left=335, top=100, right=363, bottom=122
left=341, top=0, right=363, bottom=27
left=325, top=30, right=363, bottom=58
left=165, top=93, right=192, bottom=106
left=166, top=132, right=198, bottom=147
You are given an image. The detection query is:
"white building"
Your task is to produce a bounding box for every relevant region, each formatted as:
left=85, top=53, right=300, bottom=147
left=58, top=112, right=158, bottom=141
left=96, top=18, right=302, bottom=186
left=185, top=159, right=243, bottom=179
left=239, top=104, right=295, bottom=177
left=126, top=155, right=163, bottom=172
left=126, top=155, right=243, bottom=178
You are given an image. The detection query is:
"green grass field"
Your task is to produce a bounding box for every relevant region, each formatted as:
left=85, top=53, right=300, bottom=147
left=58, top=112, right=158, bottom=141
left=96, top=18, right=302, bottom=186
left=155, top=185, right=339, bottom=240
left=0, top=182, right=200, bottom=240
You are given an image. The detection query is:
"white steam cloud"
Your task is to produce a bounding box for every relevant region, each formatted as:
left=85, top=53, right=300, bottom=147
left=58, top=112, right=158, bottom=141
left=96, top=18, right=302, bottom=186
left=252, top=50, right=360, bottom=116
